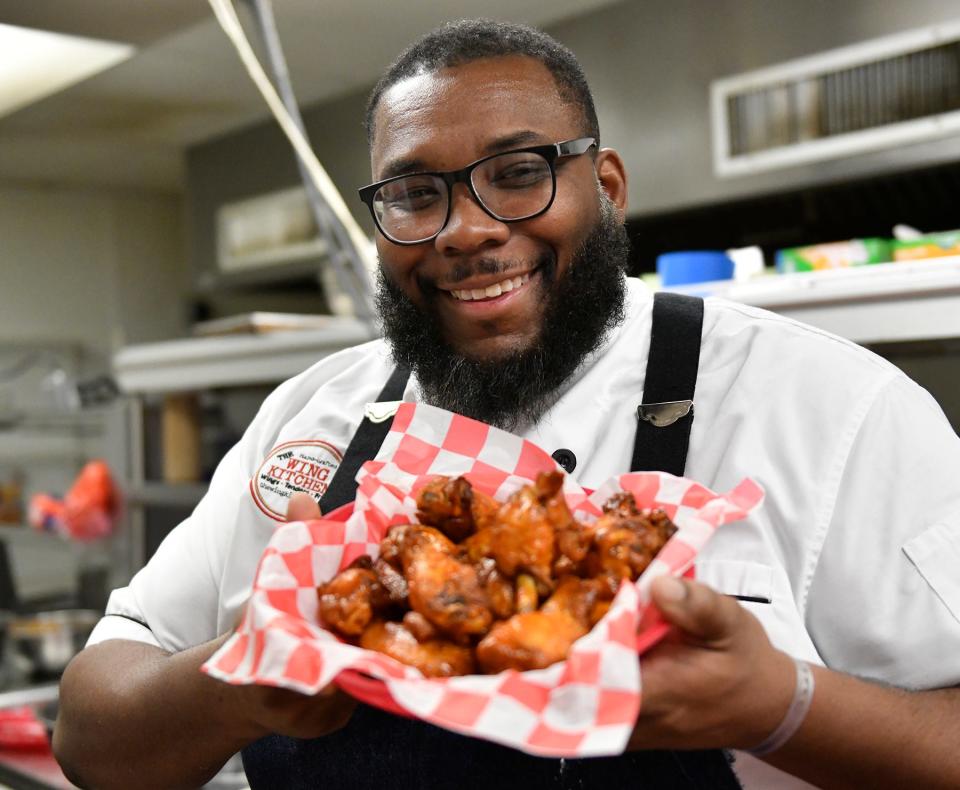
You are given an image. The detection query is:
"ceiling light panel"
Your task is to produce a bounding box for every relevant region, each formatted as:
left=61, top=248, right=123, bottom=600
left=0, top=23, right=134, bottom=119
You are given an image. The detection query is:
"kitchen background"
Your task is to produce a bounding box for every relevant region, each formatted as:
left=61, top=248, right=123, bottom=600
left=0, top=0, right=959, bottom=785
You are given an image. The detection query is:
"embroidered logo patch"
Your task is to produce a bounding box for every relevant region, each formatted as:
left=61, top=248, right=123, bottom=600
left=250, top=440, right=343, bottom=521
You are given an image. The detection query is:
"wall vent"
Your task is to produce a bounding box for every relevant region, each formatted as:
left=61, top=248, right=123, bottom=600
left=712, top=21, right=960, bottom=177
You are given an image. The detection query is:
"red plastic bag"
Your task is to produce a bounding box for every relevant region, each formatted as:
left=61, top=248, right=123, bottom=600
left=29, top=460, right=117, bottom=542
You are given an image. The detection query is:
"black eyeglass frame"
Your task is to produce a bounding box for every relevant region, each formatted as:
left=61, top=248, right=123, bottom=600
left=358, top=136, right=597, bottom=245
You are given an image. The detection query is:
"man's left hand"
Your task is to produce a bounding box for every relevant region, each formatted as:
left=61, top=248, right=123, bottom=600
left=628, top=575, right=795, bottom=751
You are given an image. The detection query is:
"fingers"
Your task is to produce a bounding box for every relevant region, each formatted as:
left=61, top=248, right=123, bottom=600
left=287, top=492, right=322, bottom=522
left=244, top=684, right=358, bottom=740
left=650, top=575, right=742, bottom=644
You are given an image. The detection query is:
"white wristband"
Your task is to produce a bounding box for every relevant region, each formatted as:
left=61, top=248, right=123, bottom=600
left=745, top=658, right=815, bottom=757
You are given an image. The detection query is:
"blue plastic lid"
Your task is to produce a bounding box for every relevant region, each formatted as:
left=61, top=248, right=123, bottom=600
left=656, top=250, right=735, bottom=286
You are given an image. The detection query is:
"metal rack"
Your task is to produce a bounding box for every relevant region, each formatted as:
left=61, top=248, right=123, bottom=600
left=0, top=342, right=126, bottom=604
left=113, top=319, right=376, bottom=572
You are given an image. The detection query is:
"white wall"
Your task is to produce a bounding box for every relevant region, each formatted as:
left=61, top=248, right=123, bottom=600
left=0, top=183, right=188, bottom=354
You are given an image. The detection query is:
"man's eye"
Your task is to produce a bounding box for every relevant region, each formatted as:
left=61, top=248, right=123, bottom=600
left=382, top=184, right=441, bottom=210
left=490, top=162, right=550, bottom=187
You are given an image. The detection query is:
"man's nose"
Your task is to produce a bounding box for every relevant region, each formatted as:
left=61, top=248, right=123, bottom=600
left=434, top=182, right=510, bottom=255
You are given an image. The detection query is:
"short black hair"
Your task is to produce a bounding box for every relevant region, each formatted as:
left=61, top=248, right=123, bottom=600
left=365, top=19, right=600, bottom=147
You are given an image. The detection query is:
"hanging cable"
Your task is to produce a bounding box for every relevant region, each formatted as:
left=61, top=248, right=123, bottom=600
left=241, top=0, right=376, bottom=324
left=207, top=0, right=378, bottom=327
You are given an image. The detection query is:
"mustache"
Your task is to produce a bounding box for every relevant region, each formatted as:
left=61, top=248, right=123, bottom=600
left=418, top=251, right=557, bottom=291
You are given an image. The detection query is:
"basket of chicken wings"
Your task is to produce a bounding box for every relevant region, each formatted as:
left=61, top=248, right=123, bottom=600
left=205, top=403, right=764, bottom=757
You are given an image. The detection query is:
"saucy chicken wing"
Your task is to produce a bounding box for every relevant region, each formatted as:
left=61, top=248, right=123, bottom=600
left=386, top=524, right=493, bottom=639
left=475, top=578, right=597, bottom=673
left=482, top=474, right=559, bottom=590
left=360, top=620, right=475, bottom=677
left=416, top=476, right=475, bottom=541
left=416, top=475, right=501, bottom=541
left=586, top=495, right=677, bottom=581
left=318, top=567, right=388, bottom=637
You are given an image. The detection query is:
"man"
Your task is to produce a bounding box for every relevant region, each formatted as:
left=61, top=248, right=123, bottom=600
left=55, top=20, right=960, bottom=790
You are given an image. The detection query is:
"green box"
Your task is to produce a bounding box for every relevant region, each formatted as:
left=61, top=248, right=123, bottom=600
left=776, top=238, right=892, bottom=273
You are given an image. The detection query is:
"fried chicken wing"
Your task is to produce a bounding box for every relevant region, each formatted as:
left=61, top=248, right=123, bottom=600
left=406, top=545, right=492, bottom=639
left=601, top=491, right=640, bottom=518
left=318, top=567, right=388, bottom=637
left=541, top=575, right=601, bottom=622
left=484, top=475, right=558, bottom=589
left=535, top=471, right=576, bottom=532
left=475, top=577, right=597, bottom=673
left=388, top=524, right=493, bottom=639
left=476, top=611, right=584, bottom=673
left=360, top=620, right=475, bottom=677
left=380, top=523, right=452, bottom=565
left=601, top=492, right=677, bottom=546
left=586, top=499, right=678, bottom=580
left=416, top=475, right=502, bottom=542
left=416, top=476, right=475, bottom=541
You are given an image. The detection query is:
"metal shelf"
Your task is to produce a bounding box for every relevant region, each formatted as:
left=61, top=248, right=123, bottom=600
left=666, top=257, right=960, bottom=344
left=125, top=482, right=207, bottom=508
left=0, top=432, right=87, bottom=462
left=113, top=317, right=376, bottom=394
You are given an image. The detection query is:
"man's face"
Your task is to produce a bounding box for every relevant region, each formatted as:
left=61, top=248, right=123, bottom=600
left=370, top=56, right=621, bottom=361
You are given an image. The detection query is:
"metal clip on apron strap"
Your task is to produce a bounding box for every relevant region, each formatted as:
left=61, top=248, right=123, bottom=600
left=631, top=291, right=704, bottom=476
left=318, top=365, right=410, bottom=514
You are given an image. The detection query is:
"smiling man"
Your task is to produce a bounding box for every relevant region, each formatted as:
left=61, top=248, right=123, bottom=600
left=367, top=54, right=630, bottom=428
left=55, top=20, right=960, bottom=790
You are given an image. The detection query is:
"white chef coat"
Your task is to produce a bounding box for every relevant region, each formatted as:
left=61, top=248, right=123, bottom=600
left=90, top=277, right=960, bottom=790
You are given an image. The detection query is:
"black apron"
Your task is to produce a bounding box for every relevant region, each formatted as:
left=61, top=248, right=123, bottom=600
left=242, top=293, right=741, bottom=789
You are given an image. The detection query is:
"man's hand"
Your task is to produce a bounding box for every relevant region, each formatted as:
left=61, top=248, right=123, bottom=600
left=227, top=491, right=357, bottom=741
left=629, top=575, right=795, bottom=751
left=231, top=682, right=357, bottom=741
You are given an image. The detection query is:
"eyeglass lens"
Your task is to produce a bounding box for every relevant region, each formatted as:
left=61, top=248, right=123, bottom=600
left=372, top=150, right=554, bottom=243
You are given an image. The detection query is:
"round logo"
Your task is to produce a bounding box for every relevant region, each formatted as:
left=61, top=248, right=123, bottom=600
left=250, top=439, right=343, bottom=521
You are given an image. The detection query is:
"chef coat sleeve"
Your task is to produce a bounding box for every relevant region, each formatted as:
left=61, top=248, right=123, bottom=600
left=805, top=372, right=960, bottom=689
left=86, top=373, right=308, bottom=653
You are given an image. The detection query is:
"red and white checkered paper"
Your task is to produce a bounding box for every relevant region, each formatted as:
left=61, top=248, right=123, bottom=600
left=203, top=402, right=764, bottom=757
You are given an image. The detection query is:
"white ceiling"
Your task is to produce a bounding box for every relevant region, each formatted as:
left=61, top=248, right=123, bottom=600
left=0, top=0, right=621, bottom=192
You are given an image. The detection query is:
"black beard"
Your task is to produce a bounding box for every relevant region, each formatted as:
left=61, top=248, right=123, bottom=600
left=376, top=199, right=630, bottom=431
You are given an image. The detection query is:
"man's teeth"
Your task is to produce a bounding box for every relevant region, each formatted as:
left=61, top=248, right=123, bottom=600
left=452, top=273, right=530, bottom=301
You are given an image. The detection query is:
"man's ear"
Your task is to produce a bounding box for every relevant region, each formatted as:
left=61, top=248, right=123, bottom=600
left=595, top=148, right=628, bottom=216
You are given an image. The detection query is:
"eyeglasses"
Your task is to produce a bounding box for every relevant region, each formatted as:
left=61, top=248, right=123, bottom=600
left=358, top=137, right=597, bottom=245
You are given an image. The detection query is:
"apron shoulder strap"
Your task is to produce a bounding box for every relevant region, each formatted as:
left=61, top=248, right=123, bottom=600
left=318, top=366, right=410, bottom=514
left=630, top=292, right=704, bottom=476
